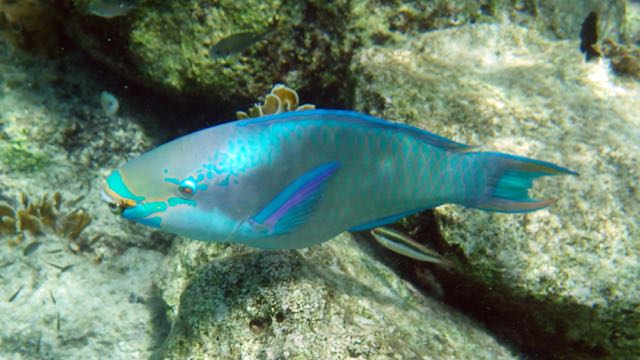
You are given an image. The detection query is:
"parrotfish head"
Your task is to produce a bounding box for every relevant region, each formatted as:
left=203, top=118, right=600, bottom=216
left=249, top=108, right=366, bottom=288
left=102, top=132, right=243, bottom=242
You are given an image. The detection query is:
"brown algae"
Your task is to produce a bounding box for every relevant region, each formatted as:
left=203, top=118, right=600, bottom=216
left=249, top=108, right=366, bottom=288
left=0, top=192, right=91, bottom=250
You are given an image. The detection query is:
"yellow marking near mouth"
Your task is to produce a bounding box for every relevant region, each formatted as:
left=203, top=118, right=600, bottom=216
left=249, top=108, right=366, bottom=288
left=103, top=185, right=136, bottom=209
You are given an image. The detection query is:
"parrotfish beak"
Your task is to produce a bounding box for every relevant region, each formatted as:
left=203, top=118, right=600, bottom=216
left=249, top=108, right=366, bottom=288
left=102, top=170, right=142, bottom=215
left=103, top=170, right=166, bottom=228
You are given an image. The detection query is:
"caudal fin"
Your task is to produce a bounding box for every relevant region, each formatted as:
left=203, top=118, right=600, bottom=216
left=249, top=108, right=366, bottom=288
left=472, top=152, right=577, bottom=213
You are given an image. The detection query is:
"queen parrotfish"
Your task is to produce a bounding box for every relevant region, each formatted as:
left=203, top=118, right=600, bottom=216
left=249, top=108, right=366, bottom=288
left=103, top=109, right=576, bottom=249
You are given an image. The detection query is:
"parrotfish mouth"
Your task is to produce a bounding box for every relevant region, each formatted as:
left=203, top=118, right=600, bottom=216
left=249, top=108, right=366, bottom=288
left=103, top=170, right=167, bottom=228
left=102, top=170, right=141, bottom=216
left=101, top=186, right=135, bottom=215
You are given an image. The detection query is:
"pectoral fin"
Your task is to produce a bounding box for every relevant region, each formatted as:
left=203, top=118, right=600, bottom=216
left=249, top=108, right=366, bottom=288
left=249, top=161, right=340, bottom=235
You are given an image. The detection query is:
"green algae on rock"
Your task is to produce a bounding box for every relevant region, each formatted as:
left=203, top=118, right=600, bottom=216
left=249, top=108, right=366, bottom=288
left=0, top=141, right=50, bottom=173
left=154, top=234, right=517, bottom=359
left=350, top=0, right=502, bottom=47
left=352, top=23, right=640, bottom=358
left=127, top=1, right=284, bottom=99
left=58, top=0, right=516, bottom=110
left=0, top=0, right=67, bottom=55
left=527, top=0, right=626, bottom=41
left=61, top=0, right=360, bottom=107
left=602, top=38, right=640, bottom=80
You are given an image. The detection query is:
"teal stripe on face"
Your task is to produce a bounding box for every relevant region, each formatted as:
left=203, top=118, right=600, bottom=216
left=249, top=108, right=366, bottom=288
left=106, top=170, right=145, bottom=203
left=164, top=177, right=180, bottom=185
left=168, top=197, right=197, bottom=207
left=123, top=201, right=167, bottom=221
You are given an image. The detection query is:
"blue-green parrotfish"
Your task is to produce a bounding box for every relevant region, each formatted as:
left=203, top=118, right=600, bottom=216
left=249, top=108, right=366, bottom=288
left=103, top=109, right=576, bottom=249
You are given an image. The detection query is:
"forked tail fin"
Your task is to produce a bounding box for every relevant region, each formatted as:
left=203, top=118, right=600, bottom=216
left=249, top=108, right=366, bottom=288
left=470, top=152, right=578, bottom=213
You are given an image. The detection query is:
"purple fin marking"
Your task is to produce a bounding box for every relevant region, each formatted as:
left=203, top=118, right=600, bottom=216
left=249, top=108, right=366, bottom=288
left=249, top=161, right=340, bottom=235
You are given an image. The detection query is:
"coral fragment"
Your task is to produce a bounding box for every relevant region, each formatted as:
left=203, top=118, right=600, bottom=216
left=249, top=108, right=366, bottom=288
left=236, top=84, right=315, bottom=120
left=0, top=192, right=92, bottom=246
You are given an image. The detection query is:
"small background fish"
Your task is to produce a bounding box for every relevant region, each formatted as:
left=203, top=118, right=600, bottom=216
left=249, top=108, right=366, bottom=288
left=579, top=11, right=601, bottom=61
left=209, top=28, right=278, bottom=58
left=100, top=90, right=119, bottom=116
left=86, top=0, right=138, bottom=19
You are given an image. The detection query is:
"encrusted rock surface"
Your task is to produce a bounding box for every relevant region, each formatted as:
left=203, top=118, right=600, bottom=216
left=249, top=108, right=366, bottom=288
left=352, top=22, right=640, bottom=358
left=0, top=37, right=172, bottom=359
left=155, top=234, right=517, bottom=359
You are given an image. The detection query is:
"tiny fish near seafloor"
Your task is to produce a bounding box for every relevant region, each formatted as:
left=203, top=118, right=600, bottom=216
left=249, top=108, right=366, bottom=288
left=47, top=262, right=74, bottom=273
left=8, top=285, right=23, bottom=302
left=23, top=241, right=42, bottom=256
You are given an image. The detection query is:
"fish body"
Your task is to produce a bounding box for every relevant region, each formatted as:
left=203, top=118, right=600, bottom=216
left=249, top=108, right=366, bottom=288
left=370, top=227, right=453, bottom=269
left=104, top=110, right=575, bottom=249
left=580, top=11, right=601, bottom=61
left=209, top=28, right=277, bottom=58
left=86, top=0, right=137, bottom=19
left=100, top=91, right=119, bottom=116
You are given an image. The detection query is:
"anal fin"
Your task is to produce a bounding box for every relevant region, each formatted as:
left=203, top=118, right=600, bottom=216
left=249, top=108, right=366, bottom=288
left=348, top=207, right=425, bottom=231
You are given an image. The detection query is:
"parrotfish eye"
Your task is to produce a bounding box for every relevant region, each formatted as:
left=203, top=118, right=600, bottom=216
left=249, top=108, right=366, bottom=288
left=178, top=179, right=197, bottom=198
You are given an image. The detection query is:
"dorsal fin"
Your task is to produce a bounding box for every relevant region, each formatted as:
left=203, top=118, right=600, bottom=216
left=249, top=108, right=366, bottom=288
left=236, top=109, right=471, bottom=151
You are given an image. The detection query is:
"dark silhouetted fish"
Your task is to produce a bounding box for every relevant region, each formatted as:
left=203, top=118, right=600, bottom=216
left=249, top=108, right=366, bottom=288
left=580, top=11, right=601, bottom=61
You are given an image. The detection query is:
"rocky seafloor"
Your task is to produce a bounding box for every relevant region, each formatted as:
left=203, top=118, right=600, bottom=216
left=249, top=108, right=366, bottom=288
left=353, top=22, right=640, bottom=358
left=0, top=1, right=639, bottom=359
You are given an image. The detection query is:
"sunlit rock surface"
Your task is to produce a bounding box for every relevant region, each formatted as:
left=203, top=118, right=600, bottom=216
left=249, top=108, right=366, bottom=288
left=0, top=39, right=172, bottom=359
left=353, top=22, right=640, bottom=358
left=155, top=234, right=517, bottom=359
